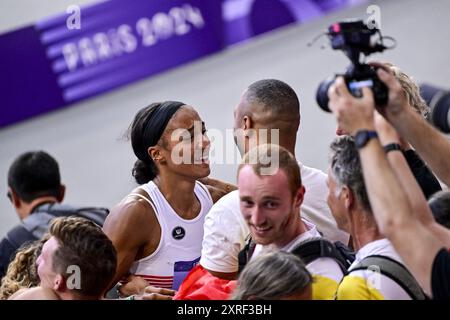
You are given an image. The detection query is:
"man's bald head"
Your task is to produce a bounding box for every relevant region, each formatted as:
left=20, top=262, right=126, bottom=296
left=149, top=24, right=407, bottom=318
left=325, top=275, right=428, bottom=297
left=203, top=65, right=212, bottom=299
left=234, top=79, right=301, bottom=155
left=244, top=79, right=301, bottom=121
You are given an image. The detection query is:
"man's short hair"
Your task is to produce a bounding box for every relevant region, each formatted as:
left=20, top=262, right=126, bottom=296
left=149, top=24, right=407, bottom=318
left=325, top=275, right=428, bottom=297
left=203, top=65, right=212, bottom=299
left=49, top=216, right=117, bottom=297
left=329, top=136, right=371, bottom=212
left=245, top=79, right=300, bottom=118
left=7, top=151, right=61, bottom=203
left=238, top=144, right=301, bottom=196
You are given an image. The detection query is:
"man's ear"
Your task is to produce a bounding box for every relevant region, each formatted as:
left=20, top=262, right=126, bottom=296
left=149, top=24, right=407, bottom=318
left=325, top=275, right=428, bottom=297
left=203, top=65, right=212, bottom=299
left=294, top=185, right=306, bottom=208
left=243, top=115, right=253, bottom=132
left=53, top=274, right=66, bottom=292
left=57, top=185, right=66, bottom=203
left=9, top=189, right=22, bottom=209
left=342, top=185, right=354, bottom=210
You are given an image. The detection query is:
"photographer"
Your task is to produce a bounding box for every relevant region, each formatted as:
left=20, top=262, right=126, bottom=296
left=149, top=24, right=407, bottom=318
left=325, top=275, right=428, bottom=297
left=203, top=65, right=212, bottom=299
left=334, top=64, right=442, bottom=199
left=327, top=64, right=450, bottom=299
left=370, top=63, right=450, bottom=187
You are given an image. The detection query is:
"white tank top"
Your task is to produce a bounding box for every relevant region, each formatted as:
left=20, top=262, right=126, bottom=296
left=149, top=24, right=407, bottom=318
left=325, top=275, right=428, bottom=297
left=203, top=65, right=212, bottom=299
left=128, top=180, right=213, bottom=290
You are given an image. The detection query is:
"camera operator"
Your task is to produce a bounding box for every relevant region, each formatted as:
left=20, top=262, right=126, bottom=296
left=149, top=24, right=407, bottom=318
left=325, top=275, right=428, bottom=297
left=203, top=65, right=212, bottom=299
left=327, top=64, right=450, bottom=299
left=369, top=63, right=450, bottom=187
left=335, top=64, right=442, bottom=199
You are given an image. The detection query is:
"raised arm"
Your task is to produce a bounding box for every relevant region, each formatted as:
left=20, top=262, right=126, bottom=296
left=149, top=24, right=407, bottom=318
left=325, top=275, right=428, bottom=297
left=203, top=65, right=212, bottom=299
left=374, top=112, right=436, bottom=226
left=328, top=77, right=444, bottom=295
left=373, top=64, right=450, bottom=187
left=358, top=126, right=442, bottom=296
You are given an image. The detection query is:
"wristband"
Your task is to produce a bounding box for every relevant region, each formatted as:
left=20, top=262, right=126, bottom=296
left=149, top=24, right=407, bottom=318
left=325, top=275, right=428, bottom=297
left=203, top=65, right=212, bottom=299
left=383, top=143, right=402, bottom=154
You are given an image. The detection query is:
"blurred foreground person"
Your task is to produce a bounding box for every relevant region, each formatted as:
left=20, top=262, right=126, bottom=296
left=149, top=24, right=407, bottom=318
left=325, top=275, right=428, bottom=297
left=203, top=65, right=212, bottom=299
left=231, top=251, right=312, bottom=300
left=11, top=217, right=116, bottom=300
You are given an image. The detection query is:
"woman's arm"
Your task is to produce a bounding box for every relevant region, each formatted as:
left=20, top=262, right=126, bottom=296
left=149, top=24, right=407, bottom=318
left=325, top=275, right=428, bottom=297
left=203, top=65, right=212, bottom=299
left=200, top=177, right=237, bottom=203
left=102, top=199, right=156, bottom=290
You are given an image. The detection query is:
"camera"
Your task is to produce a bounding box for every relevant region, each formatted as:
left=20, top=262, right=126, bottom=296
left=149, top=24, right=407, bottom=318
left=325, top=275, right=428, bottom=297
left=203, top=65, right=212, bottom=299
left=420, top=83, right=450, bottom=133
left=315, top=20, right=392, bottom=112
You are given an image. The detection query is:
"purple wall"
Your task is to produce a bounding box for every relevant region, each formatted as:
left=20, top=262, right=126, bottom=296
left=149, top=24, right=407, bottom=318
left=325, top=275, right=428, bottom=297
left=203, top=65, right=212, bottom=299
left=0, top=0, right=366, bottom=127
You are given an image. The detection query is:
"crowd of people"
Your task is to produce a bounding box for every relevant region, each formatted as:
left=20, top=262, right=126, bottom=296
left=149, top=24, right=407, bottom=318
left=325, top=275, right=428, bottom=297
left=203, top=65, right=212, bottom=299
left=1, top=61, right=449, bottom=300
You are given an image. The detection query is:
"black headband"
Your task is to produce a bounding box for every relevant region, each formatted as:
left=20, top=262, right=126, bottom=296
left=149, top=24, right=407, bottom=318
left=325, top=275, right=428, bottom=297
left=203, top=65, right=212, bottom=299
left=139, top=101, right=185, bottom=161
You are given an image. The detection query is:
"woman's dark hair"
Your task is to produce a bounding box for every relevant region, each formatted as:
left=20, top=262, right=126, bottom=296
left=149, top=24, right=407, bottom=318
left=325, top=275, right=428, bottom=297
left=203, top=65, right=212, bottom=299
left=130, top=101, right=185, bottom=184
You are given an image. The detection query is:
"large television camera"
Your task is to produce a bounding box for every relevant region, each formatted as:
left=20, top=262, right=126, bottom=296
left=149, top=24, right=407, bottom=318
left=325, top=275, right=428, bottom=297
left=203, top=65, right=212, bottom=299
left=420, top=84, right=450, bottom=133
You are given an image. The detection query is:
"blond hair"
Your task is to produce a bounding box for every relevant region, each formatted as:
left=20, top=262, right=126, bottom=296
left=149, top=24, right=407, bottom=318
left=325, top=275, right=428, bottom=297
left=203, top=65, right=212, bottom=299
left=387, top=64, right=429, bottom=118
left=0, top=237, right=47, bottom=300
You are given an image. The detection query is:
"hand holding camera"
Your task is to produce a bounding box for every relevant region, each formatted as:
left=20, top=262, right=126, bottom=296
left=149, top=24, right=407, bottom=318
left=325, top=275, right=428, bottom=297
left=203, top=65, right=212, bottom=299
left=370, top=63, right=409, bottom=119
left=328, top=76, right=376, bottom=136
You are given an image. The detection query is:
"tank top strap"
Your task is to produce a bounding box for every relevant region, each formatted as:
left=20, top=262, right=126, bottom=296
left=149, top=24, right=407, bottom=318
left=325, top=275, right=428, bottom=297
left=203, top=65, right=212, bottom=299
left=139, top=180, right=213, bottom=221
left=194, top=181, right=213, bottom=203
left=127, top=192, right=158, bottom=216
left=136, top=181, right=167, bottom=217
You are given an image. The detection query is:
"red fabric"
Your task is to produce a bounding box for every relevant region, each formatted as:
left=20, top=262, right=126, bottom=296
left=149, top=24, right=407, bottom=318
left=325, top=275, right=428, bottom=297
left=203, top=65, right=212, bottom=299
left=173, top=265, right=237, bottom=300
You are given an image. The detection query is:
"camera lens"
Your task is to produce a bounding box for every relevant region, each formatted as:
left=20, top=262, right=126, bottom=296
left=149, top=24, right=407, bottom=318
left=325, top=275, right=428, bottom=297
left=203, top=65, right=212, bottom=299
left=420, top=83, right=450, bottom=133
left=316, top=76, right=336, bottom=113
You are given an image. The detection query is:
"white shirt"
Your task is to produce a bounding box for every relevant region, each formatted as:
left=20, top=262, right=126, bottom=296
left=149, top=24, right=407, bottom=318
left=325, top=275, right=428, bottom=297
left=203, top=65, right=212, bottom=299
left=200, top=190, right=246, bottom=273
left=200, top=163, right=349, bottom=273
left=298, top=162, right=349, bottom=244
